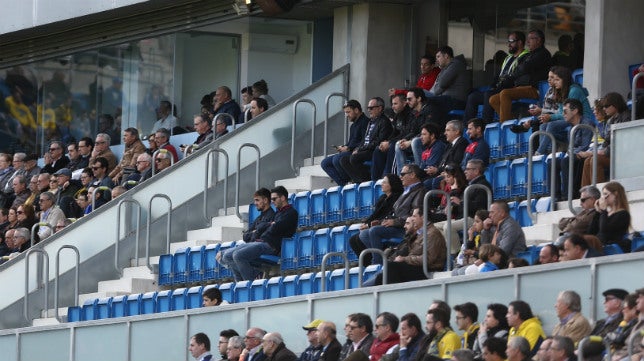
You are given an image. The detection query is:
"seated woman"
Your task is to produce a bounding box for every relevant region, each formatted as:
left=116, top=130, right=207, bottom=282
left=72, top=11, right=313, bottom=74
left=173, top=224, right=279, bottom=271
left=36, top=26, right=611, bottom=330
left=452, top=209, right=488, bottom=275
left=589, top=181, right=632, bottom=252
left=472, top=303, right=510, bottom=358
left=349, top=174, right=403, bottom=264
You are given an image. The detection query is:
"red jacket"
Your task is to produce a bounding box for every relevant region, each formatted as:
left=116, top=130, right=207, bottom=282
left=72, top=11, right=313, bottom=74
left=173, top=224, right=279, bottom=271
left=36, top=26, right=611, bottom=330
left=369, top=333, right=400, bottom=361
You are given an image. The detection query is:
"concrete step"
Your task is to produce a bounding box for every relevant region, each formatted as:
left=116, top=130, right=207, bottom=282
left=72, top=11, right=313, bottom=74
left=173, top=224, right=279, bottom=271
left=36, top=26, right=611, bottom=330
left=211, top=214, right=245, bottom=228
left=122, top=265, right=156, bottom=280
left=523, top=223, right=559, bottom=245
left=40, top=307, right=69, bottom=319
left=298, top=163, right=327, bottom=177
left=97, top=277, right=157, bottom=294
left=276, top=175, right=333, bottom=193
left=130, top=256, right=159, bottom=267
left=32, top=317, right=61, bottom=326
left=185, top=225, right=243, bottom=245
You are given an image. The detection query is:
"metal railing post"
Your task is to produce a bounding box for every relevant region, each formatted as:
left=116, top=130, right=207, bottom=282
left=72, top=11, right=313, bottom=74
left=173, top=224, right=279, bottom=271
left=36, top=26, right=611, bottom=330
left=24, top=249, right=49, bottom=322
left=54, top=245, right=79, bottom=322
left=424, top=190, right=452, bottom=273
left=31, top=222, right=53, bottom=248
left=358, top=249, right=387, bottom=286
left=291, top=99, right=317, bottom=173
left=324, top=93, right=347, bottom=158
left=567, top=124, right=598, bottom=214
left=320, top=252, right=350, bottom=292
left=527, top=131, right=557, bottom=222
left=115, top=199, right=142, bottom=273
left=151, top=149, right=174, bottom=175
left=631, top=72, right=644, bottom=121
left=461, top=184, right=493, bottom=247
left=204, top=148, right=229, bottom=223
left=145, top=194, right=173, bottom=272
left=235, top=143, right=261, bottom=220
left=91, top=186, right=112, bottom=213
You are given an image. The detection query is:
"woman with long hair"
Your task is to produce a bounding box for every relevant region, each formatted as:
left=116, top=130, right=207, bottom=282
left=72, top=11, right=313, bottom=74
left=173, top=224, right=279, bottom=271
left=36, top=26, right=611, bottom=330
left=589, top=181, right=631, bottom=251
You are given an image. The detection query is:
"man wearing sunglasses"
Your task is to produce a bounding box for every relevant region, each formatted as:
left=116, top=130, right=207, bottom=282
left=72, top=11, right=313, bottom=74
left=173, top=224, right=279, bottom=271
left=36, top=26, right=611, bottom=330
left=42, top=140, right=70, bottom=174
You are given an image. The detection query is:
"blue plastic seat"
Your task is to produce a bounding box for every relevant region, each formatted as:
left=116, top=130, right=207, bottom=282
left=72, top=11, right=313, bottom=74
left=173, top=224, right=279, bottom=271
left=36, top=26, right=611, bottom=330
left=341, top=184, right=359, bottom=221
left=312, top=228, right=331, bottom=267
left=484, top=122, right=502, bottom=159
left=510, top=157, right=528, bottom=197
left=67, top=306, right=82, bottom=322
left=81, top=298, right=98, bottom=321
left=348, top=267, right=360, bottom=288
left=310, top=188, right=327, bottom=226
left=363, top=265, right=382, bottom=284
left=172, top=247, right=190, bottom=285
left=492, top=160, right=511, bottom=199
left=358, top=181, right=374, bottom=218
left=248, top=202, right=260, bottom=225
left=484, top=162, right=494, bottom=185
left=250, top=279, right=267, bottom=301
left=298, top=272, right=315, bottom=295
left=297, top=230, right=315, bottom=269
left=373, top=178, right=384, bottom=200
left=345, top=223, right=361, bottom=262
left=171, top=288, right=188, bottom=311
left=217, top=241, right=237, bottom=279
left=186, top=286, right=204, bottom=309
left=111, top=295, right=127, bottom=318
left=329, top=225, right=347, bottom=265
left=280, top=237, right=297, bottom=271
left=282, top=275, right=299, bottom=297
left=517, top=199, right=536, bottom=227
left=156, top=290, right=172, bottom=312
left=329, top=268, right=347, bottom=291
left=95, top=297, right=112, bottom=320
left=187, top=245, right=205, bottom=283
left=126, top=293, right=142, bottom=316
left=294, top=190, right=311, bottom=227
left=140, top=291, right=157, bottom=314
left=536, top=197, right=552, bottom=213
left=203, top=244, right=221, bottom=281
left=507, top=201, right=518, bottom=221
left=325, top=186, right=342, bottom=223
left=314, top=271, right=331, bottom=293
left=631, top=236, right=644, bottom=252
left=266, top=276, right=283, bottom=299
left=530, top=155, right=548, bottom=195
left=218, top=282, right=235, bottom=303
left=572, top=68, right=583, bottom=85
left=234, top=280, right=251, bottom=303
left=501, top=119, right=519, bottom=157
left=517, top=117, right=534, bottom=155
left=604, top=244, right=624, bottom=255
left=158, top=253, right=173, bottom=286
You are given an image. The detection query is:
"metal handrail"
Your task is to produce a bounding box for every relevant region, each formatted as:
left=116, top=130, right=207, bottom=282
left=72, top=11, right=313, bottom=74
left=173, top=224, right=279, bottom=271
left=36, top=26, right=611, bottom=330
left=320, top=252, right=350, bottom=292
left=461, top=184, right=493, bottom=246
left=31, top=222, right=53, bottom=247
left=632, top=72, right=644, bottom=121
left=151, top=148, right=174, bottom=175
left=145, top=194, right=172, bottom=272
left=91, top=186, right=112, bottom=213
left=424, top=190, right=452, bottom=273
left=577, top=336, right=611, bottom=361
left=24, top=248, right=49, bottom=322
left=54, top=245, right=79, bottom=322
left=204, top=148, right=229, bottom=222
left=324, top=92, right=347, bottom=158
left=235, top=143, right=261, bottom=220
left=567, top=124, right=598, bottom=215
left=527, top=131, right=557, bottom=222
left=116, top=199, right=142, bottom=273
left=358, top=249, right=388, bottom=286
left=214, top=113, right=236, bottom=129
left=291, top=99, right=317, bottom=173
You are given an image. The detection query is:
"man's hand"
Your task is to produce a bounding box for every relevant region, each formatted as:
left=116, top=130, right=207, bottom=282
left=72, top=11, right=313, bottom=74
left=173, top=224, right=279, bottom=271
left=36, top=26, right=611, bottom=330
left=381, top=219, right=394, bottom=227
left=483, top=218, right=493, bottom=230
left=398, top=140, right=411, bottom=150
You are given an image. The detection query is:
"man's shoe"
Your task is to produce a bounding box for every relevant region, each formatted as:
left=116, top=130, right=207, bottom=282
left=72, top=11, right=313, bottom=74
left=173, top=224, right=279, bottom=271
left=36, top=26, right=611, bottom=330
left=510, top=124, right=529, bottom=133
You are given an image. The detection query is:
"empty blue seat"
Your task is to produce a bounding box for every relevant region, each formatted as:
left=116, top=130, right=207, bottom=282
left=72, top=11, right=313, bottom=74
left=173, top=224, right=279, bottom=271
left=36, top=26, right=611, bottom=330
left=632, top=236, right=644, bottom=252
left=517, top=117, right=534, bottom=155
left=218, top=282, right=235, bottom=303
left=536, top=197, right=552, bottom=213
left=173, top=247, right=190, bottom=284
left=280, top=237, right=297, bottom=271
left=298, top=272, right=315, bottom=295
left=485, top=122, right=502, bottom=159
left=294, top=190, right=311, bottom=227
left=266, top=276, right=283, bottom=299
left=312, top=228, right=331, bottom=267
left=186, top=286, right=204, bottom=309
left=328, top=225, right=347, bottom=265
left=341, top=184, right=359, bottom=221
left=517, top=199, right=536, bottom=227
left=345, top=223, right=361, bottom=262
left=126, top=293, right=142, bottom=316
left=67, top=306, right=82, bottom=322
left=373, top=178, right=384, bottom=200
left=507, top=201, right=518, bottom=221
left=156, top=290, right=172, bottom=312
left=310, top=188, right=327, bottom=226
left=158, top=253, right=173, bottom=286
left=111, top=295, right=127, bottom=318
left=348, top=267, right=361, bottom=288
left=314, top=271, right=331, bottom=293
left=217, top=241, right=237, bottom=279
left=282, top=275, right=299, bottom=297
left=510, top=157, right=528, bottom=197
left=188, top=245, right=205, bottom=283
left=572, top=68, right=583, bottom=86
left=81, top=298, right=98, bottom=321
left=329, top=268, right=347, bottom=291
left=531, top=155, right=548, bottom=195
left=484, top=162, right=494, bottom=185
left=363, top=265, right=382, bottom=285
left=492, top=160, right=511, bottom=199
left=250, top=279, right=267, bottom=301
left=358, top=181, right=374, bottom=218
left=140, top=291, right=157, bottom=315
left=501, top=119, right=519, bottom=157
left=603, top=244, right=624, bottom=255
left=325, top=186, right=342, bottom=223
left=234, top=280, right=251, bottom=303
left=96, top=297, right=112, bottom=319
left=203, top=244, right=221, bottom=280
left=171, top=288, right=188, bottom=311
left=297, top=230, right=315, bottom=269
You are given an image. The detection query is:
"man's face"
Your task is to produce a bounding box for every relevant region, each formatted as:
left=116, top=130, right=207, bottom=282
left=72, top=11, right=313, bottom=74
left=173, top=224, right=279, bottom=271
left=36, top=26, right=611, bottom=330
left=484, top=309, right=499, bottom=329
left=374, top=316, right=389, bottom=340
left=214, top=120, right=227, bottom=135
left=539, top=247, right=558, bottom=264
left=400, top=320, right=416, bottom=339
left=562, top=104, right=578, bottom=124
left=344, top=107, right=360, bottom=122
left=154, top=132, right=167, bottom=147
left=636, top=294, right=644, bottom=313
left=488, top=204, right=505, bottom=225
left=67, top=145, right=78, bottom=160
left=367, top=100, right=383, bottom=118
left=37, top=174, right=50, bottom=191
left=464, top=162, right=479, bottom=181
left=603, top=294, right=623, bottom=315
left=420, top=58, right=432, bottom=75
left=215, top=88, right=229, bottom=104
left=94, top=137, right=108, bottom=152
left=348, top=320, right=365, bottom=342
left=424, top=313, right=436, bottom=334
left=123, top=131, right=136, bottom=146
left=547, top=340, right=565, bottom=361
left=435, top=52, right=450, bottom=68
left=506, top=343, right=520, bottom=361
left=526, top=32, right=542, bottom=51
left=189, top=337, right=206, bottom=359
left=316, top=325, right=327, bottom=345
left=410, top=208, right=422, bottom=231
left=444, top=124, right=458, bottom=142
left=400, top=166, right=415, bottom=187
left=49, top=143, right=63, bottom=160
left=554, top=295, right=568, bottom=318
left=39, top=194, right=54, bottom=211
left=406, top=92, right=420, bottom=110
left=537, top=339, right=552, bottom=361
left=56, top=174, right=70, bottom=187
left=136, top=155, right=150, bottom=172
left=244, top=331, right=261, bottom=350
left=420, top=128, right=433, bottom=146
left=261, top=337, right=275, bottom=356
left=455, top=311, right=469, bottom=331
left=563, top=239, right=583, bottom=261
left=92, top=162, right=106, bottom=178
left=218, top=337, right=229, bottom=355
left=404, top=217, right=415, bottom=236
left=307, top=329, right=319, bottom=345
left=506, top=306, right=520, bottom=328
left=12, top=156, right=24, bottom=169
left=482, top=347, right=495, bottom=361
left=13, top=233, right=26, bottom=249
left=391, top=97, right=406, bottom=114
left=202, top=296, right=217, bottom=307
left=250, top=100, right=264, bottom=118
left=193, top=116, right=209, bottom=135
left=253, top=195, right=270, bottom=212
left=12, top=179, right=25, bottom=193
left=579, top=192, right=595, bottom=211
left=78, top=141, right=92, bottom=156
left=155, top=155, right=170, bottom=171
left=467, top=122, right=481, bottom=139
left=507, top=34, right=521, bottom=55
left=271, top=193, right=286, bottom=209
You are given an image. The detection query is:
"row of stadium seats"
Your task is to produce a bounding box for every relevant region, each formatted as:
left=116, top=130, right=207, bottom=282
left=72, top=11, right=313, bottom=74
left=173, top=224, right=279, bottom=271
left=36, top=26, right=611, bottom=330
left=490, top=154, right=558, bottom=200
left=68, top=265, right=382, bottom=322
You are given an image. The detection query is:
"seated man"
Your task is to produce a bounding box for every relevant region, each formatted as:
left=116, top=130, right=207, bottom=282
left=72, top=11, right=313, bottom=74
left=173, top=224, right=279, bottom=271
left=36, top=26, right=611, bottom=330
left=91, top=157, right=115, bottom=189
left=320, top=100, right=368, bottom=186
left=151, top=100, right=177, bottom=134
left=154, top=150, right=173, bottom=173
left=371, top=94, right=413, bottom=180
left=556, top=185, right=599, bottom=244
left=552, top=290, right=591, bottom=344
left=110, top=127, right=146, bottom=184
left=417, top=123, right=447, bottom=189
left=182, top=114, right=213, bottom=155
left=227, top=186, right=297, bottom=281
left=126, top=153, right=153, bottom=185
left=213, top=86, right=242, bottom=125
left=425, top=46, right=470, bottom=130
left=561, top=233, right=601, bottom=260
left=388, top=55, right=441, bottom=97
left=394, top=88, right=431, bottom=174
left=90, top=133, right=118, bottom=173
left=202, top=287, right=229, bottom=306
left=462, top=118, right=490, bottom=169
left=154, top=127, right=179, bottom=162
left=248, top=97, right=269, bottom=121
left=480, top=201, right=526, bottom=258
left=41, top=141, right=70, bottom=175
left=424, top=120, right=469, bottom=184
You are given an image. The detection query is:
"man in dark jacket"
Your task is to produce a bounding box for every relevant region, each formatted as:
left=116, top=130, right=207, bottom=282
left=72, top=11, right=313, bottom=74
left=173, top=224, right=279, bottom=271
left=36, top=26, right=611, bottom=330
left=317, top=322, right=343, bottom=361
left=263, top=333, right=297, bottom=361
left=371, top=94, right=414, bottom=180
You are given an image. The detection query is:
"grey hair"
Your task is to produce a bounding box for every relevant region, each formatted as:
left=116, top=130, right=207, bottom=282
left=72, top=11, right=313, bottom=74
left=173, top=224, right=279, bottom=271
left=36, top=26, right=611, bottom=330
left=559, top=290, right=582, bottom=312
left=227, top=336, right=244, bottom=350
left=446, top=120, right=463, bottom=134
left=266, top=332, right=283, bottom=344
left=452, top=349, right=474, bottom=361
left=97, top=133, right=111, bottom=144
left=14, top=227, right=30, bottom=240
left=508, top=336, right=531, bottom=356
left=579, top=185, right=600, bottom=200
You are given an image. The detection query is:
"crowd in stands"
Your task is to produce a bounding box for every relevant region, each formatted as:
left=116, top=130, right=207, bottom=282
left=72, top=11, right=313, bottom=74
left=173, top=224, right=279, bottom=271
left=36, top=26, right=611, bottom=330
left=187, top=289, right=644, bottom=361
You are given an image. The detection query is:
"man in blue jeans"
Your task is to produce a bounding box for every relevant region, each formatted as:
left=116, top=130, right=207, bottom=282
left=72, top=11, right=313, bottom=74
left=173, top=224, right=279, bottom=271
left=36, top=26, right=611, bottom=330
left=224, top=185, right=298, bottom=281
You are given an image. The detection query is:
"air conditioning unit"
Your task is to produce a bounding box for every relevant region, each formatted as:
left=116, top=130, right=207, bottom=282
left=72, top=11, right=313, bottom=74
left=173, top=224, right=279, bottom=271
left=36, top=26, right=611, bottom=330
left=249, top=33, right=298, bottom=54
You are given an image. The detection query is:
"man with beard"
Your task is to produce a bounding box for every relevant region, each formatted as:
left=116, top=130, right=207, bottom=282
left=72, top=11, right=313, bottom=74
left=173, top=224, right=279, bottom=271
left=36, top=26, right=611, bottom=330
left=371, top=94, right=414, bottom=180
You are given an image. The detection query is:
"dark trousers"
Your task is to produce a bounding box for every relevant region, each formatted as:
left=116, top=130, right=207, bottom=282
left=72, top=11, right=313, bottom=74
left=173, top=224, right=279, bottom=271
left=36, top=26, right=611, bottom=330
left=340, top=149, right=373, bottom=183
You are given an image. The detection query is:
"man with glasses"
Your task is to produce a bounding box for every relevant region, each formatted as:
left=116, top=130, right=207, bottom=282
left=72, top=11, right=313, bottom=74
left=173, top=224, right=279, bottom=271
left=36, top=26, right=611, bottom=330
left=42, top=140, right=70, bottom=174
left=90, top=133, right=117, bottom=173
left=371, top=312, right=400, bottom=361
left=583, top=288, right=629, bottom=358
left=183, top=115, right=214, bottom=156
left=340, top=97, right=392, bottom=184
left=91, top=157, right=115, bottom=189
left=154, top=127, right=179, bottom=162
left=555, top=185, right=600, bottom=245
left=53, top=168, right=83, bottom=218
left=126, top=153, right=153, bottom=185
left=76, top=137, right=94, bottom=171
left=371, top=93, right=413, bottom=180
left=154, top=151, right=172, bottom=173
left=213, top=117, right=229, bottom=140
left=242, top=327, right=267, bottom=361
left=218, top=329, right=240, bottom=361
left=546, top=336, right=574, bottom=361
left=343, top=313, right=374, bottom=360
left=37, top=191, right=65, bottom=239
left=395, top=88, right=430, bottom=174
left=109, top=127, right=146, bottom=184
